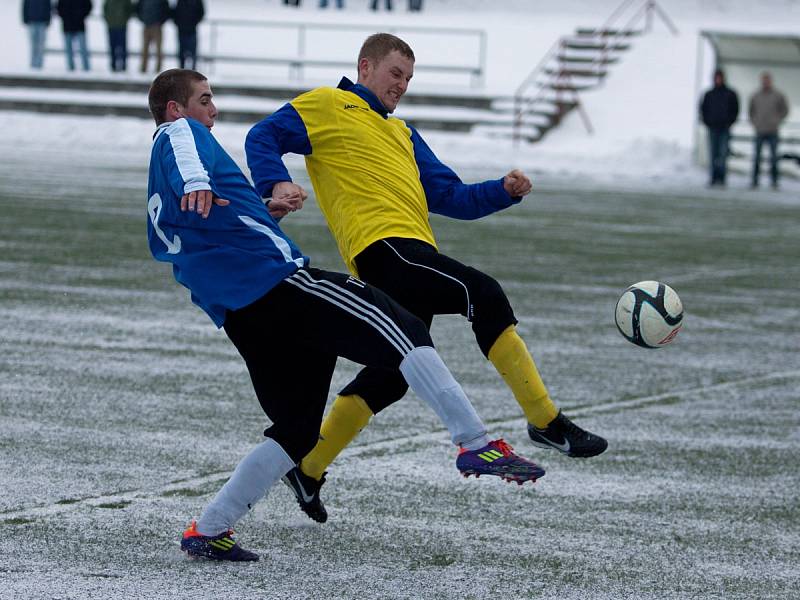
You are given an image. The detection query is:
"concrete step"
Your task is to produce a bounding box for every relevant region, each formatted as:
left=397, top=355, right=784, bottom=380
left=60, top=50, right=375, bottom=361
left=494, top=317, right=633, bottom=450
left=0, top=73, right=495, bottom=111
left=544, top=66, right=608, bottom=78
left=471, top=122, right=544, bottom=142
left=0, top=81, right=507, bottom=134
left=575, top=28, right=643, bottom=37
left=545, top=81, right=599, bottom=92
left=556, top=53, right=621, bottom=65
left=493, top=96, right=576, bottom=114
left=561, top=39, right=632, bottom=51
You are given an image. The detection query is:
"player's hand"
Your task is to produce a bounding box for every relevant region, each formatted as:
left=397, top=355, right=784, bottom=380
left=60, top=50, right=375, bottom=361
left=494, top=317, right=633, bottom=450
left=503, top=169, right=533, bottom=198
left=269, top=181, right=307, bottom=218
left=180, top=190, right=230, bottom=219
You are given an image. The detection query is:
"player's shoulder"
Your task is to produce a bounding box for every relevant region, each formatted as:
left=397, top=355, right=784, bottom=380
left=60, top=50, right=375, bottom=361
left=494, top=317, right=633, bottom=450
left=294, top=85, right=336, bottom=100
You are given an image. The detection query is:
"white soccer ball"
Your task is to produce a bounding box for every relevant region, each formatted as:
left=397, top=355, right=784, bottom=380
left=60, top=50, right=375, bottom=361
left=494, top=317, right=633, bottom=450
left=615, top=281, right=684, bottom=348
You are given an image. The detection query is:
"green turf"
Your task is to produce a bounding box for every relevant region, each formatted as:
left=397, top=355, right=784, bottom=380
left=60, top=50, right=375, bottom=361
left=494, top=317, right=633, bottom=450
left=0, top=142, right=798, bottom=599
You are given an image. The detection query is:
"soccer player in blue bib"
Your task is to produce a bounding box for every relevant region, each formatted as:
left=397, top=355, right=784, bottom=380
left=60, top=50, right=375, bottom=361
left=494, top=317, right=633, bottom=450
left=245, top=33, right=608, bottom=523
left=146, top=69, right=545, bottom=562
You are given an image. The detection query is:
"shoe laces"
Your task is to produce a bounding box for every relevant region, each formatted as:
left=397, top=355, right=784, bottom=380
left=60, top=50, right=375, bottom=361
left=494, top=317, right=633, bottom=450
left=490, top=438, right=514, bottom=456
left=559, top=415, right=587, bottom=439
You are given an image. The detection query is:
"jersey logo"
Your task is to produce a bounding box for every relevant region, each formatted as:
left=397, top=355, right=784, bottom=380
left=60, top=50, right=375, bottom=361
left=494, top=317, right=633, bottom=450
left=147, top=193, right=182, bottom=254
left=346, top=276, right=366, bottom=288
left=343, top=103, right=368, bottom=111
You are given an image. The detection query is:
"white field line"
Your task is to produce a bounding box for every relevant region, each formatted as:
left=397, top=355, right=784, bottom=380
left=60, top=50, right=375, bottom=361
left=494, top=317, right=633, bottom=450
left=2, top=369, right=798, bottom=522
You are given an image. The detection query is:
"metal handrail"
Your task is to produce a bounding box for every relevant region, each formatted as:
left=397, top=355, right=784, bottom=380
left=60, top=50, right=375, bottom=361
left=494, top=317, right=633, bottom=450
left=512, top=0, right=678, bottom=143
left=45, top=14, right=487, bottom=87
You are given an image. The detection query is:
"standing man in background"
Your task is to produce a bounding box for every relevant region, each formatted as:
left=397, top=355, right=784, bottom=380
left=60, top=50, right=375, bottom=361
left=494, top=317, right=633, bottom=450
left=56, top=0, right=93, bottom=72
left=137, top=0, right=170, bottom=73
left=749, top=72, right=789, bottom=189
left=103, top=0, right=134, bottom=72
left=22, top=0, right=52, bottom=70
left=172, top=0, right=204, bottom=70
left=699, top=69, right=739, bottom=187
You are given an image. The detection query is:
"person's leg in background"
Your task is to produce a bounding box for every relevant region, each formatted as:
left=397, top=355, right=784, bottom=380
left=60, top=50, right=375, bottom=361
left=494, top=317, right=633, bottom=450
left=29, top=23, right=48, bottom=69
left=76, top=31, right=90, bottom=71
left=767, top=134, right=779, bottom=188
left=708, top=128, right=722, bottom=185
left=751, top=134, right=765, bottom=188
left=717, top=129, right=731, bottom=185
left=64, top=32, right=76, bottom=71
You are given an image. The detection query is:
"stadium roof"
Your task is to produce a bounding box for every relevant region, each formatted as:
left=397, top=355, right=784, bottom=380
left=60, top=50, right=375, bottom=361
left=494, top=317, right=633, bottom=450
left=700, top=31, right=800, bottom=115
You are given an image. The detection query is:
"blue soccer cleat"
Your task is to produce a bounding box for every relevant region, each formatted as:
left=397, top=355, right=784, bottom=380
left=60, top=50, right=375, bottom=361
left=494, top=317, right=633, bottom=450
left=456, top=439, right=545, bottom=485
left=180, top=520, right=259, bottom=562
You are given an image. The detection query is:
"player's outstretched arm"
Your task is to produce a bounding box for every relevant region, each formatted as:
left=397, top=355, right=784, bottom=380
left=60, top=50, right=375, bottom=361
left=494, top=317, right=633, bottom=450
left=411, top=127, right=525, bottom=220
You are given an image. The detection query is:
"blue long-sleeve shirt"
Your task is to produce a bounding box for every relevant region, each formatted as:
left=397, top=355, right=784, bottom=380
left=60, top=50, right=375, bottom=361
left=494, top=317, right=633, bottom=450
left=147, top=117, right=308, bottom=326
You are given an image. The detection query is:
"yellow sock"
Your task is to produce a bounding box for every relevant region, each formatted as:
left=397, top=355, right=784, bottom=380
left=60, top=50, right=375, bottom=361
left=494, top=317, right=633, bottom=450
left=488, top=325, right=559, bottom=429
left=300, top=394, right=373, bottom=481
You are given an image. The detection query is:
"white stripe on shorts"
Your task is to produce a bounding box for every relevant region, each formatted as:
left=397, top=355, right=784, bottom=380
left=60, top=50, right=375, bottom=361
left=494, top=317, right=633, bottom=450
left=285, top=270, right=416, bottom=356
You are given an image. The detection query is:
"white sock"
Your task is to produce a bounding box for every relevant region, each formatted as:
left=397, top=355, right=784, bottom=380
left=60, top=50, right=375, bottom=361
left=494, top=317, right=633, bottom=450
left=196, top=437, right=295, bottom=536
left=399, top=346, right=489, bottom=450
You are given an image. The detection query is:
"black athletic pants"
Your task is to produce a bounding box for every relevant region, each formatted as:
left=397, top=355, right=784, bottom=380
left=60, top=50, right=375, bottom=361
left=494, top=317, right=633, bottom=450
left=223, top=267, right=431, bottom=463
left=339, top=238, right=517, bottom=414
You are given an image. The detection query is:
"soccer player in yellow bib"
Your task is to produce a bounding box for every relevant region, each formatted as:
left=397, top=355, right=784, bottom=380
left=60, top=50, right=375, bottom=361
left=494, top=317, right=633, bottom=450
left=246, top=33, right=607, bottom=523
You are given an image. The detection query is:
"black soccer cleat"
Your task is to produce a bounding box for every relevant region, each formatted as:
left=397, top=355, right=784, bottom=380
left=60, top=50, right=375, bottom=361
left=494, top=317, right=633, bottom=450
left=527, top=411, right=608, bottom=458
left=180, top=521, right=259, bottom=562
left=281, top=467, right=328, bottom=523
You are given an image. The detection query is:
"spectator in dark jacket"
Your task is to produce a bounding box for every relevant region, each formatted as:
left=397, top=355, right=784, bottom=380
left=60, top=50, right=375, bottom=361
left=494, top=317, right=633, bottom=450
left=700, top=69, right=739, bottom=186
left=56, top=0, right=93, bottom=72
left=103, top=0, right=134, bottom=72
left=137, top=0, right=170, bottom=73
left=172, top=0, right=205, bottom=70
left=22, top=0, right=52, bottom=69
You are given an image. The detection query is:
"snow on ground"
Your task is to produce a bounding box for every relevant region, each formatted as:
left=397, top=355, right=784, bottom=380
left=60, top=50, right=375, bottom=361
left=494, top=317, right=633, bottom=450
left=2, top=3, right=800, bottom=599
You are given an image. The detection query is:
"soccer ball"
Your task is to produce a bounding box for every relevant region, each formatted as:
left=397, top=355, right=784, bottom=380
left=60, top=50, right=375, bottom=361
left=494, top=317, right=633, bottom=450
left=614, top=281, right=684, bottom=348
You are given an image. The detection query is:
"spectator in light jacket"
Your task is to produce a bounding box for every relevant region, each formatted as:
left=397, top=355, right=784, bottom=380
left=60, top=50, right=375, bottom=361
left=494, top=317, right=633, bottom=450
left=22, top=0, right=52, bottom=69
left=56, top=0, right=93, bottom=72
left=748, top=72, right=790, bottom=189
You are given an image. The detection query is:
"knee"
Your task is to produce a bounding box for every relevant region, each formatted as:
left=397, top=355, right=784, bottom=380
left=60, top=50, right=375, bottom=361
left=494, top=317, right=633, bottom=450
left=404, top=313, right=432, bottom=348
left=471, top=271, right=511, bottom=315
left=263, top=424, right=319, bottom=464
left=364, top=378, right=409, bottom=414
left=469, top=273, right=517, bottom=356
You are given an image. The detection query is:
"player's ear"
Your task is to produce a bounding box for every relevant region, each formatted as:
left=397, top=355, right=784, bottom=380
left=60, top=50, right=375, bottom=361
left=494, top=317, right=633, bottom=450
left=357, top=57, right=371, bottom=80
left=166, top=100, right=183, bottom=120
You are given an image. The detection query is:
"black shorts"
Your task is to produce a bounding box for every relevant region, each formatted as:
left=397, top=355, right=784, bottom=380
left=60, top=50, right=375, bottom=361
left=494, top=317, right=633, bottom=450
left=223, top=267, right=431, bottom=462
left=340, top=237, right=517, bottom=413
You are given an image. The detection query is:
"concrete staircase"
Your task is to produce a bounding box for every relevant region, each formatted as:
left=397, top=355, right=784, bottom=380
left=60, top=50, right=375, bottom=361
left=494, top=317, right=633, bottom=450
left=503, top=0, right=678, bottom=143
left=0, top=73, right=500, bottom=133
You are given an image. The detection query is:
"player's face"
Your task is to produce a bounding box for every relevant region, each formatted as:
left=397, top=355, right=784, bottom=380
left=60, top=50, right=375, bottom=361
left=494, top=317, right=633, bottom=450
left=178, top=80, right=218, bottom=129
left=359, top=50, right=414, bottom=113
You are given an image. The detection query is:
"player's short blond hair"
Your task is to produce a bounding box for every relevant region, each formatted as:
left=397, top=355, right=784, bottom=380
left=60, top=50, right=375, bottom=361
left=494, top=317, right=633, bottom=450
left=357, top=33, right=415, bottom=67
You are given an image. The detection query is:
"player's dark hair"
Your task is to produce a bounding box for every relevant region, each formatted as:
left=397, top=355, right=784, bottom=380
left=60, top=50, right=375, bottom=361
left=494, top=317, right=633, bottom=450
left=358, top=33, right=415, bottom=67
left=148, top=69, right=208, bottom=126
